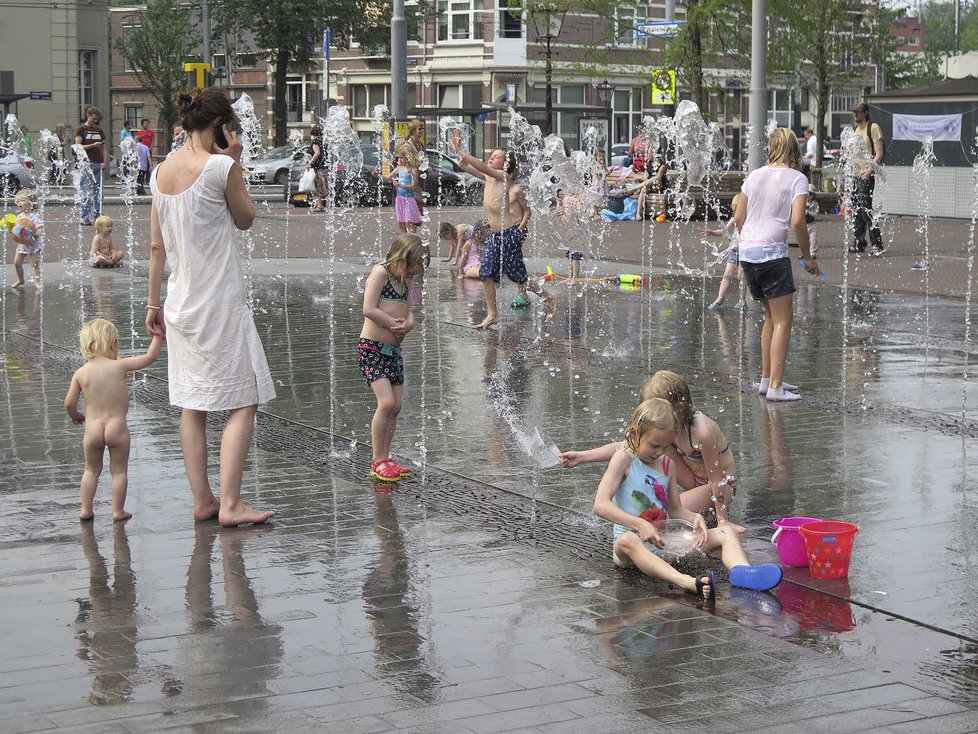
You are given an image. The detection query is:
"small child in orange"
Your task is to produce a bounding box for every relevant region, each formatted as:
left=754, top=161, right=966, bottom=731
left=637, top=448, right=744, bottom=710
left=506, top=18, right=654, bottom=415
left=65, top=318, right=162, bottom=521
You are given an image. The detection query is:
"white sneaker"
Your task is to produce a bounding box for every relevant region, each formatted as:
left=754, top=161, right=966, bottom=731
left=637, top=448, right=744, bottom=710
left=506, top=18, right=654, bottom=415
left=766, top=386, right=802, bottom=402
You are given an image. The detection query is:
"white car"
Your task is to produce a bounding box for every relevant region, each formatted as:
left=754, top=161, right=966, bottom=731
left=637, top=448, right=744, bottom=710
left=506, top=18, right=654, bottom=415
left=252, top=145, right=307, bottom=185
left=610, top=143, right=631, bottom=167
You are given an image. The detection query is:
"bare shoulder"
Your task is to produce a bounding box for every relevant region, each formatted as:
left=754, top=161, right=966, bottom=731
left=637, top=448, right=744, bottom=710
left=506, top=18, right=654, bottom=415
left=692, top=411, right=725, bottom=442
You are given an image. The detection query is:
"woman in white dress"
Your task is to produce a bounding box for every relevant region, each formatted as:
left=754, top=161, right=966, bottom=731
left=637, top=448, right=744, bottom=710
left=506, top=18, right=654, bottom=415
left=145, top=87, right=275, bottom=526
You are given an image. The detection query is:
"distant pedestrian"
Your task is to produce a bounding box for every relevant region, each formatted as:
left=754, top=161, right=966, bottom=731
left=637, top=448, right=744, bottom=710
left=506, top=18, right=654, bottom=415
left=848, top=102, right=885, bottom=256
left=135, top=118, right=155, bottom=154
left=705, top=192, right=748, bottom=312
left=357, top=233, right=430, bottom=482
left=20, top=125, right=31, bottom=155
left=801, top=127, right=817, bottom=175
left=120, top=120, right=132, bottom=143
left=75, top=105, right=106, bottom=225
left=65, top=318, right=162, bottom=521
left=306, top=124, right=327, bottom=212
left=136, top=139, right=150, bottom=196
left=389, top=144, right=422, bottom=233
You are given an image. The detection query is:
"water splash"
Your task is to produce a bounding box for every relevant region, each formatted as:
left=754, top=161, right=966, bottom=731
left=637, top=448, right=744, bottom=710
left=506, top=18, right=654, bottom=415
left=231, top=92, right=263, bottom=171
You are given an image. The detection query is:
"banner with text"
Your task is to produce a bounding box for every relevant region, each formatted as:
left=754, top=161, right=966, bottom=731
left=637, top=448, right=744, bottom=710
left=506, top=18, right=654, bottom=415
left=892, top=113, right=962, bottom=142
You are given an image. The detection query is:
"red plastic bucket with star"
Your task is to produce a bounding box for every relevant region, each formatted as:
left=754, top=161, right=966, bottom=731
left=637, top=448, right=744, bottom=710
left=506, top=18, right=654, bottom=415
left=799, top=521, right=858, bottom=579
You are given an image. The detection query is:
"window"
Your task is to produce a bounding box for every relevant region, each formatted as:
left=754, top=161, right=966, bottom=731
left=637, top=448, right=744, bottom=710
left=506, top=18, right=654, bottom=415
left=908, top=36, right=920, bottom=46
left=351, top=84, right=391, bottom=119
left=615, top=4, right=648, bottom=47
left=124, top=105, right=142, bottom=129
left=236, top=53, right=258, bottom=69
left=831, top=87, right=860, bottom=114
left=768, top=88, right=792, bottom=128
left=498, top=0, right=523, bottom=38
left=613, top=87, right=644, bottom=146
left=561, top=85, right=584, bottom=105
left=438, top=83, right=482, bottom=109
left=122, top=27, right=140, bottom=72
left=437, top=0, right=482, bottom=41
left=79, top=50, right=96, bottom=122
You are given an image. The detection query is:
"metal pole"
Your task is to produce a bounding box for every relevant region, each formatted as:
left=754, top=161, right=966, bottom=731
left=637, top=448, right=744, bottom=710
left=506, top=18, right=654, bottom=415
left=748, top=0, right=767, bottom=172
left=201, top=0, right=211, bottom=67
left=545, top=37, right=553, bottom=136
left=665, top=0, right=675, bottom=21
left=324, top=28, right=330, bottom=117
left=391, top=0, right=407, bottom=120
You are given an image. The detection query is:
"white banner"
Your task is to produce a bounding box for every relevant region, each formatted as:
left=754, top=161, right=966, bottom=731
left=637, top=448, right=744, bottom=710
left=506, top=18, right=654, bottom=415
left=892, top=113, right=962, bottom=142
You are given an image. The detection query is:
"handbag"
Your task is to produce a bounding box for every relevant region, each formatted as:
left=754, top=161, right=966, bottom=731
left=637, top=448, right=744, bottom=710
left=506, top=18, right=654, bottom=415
left=298, top=168, right=316, bottom=193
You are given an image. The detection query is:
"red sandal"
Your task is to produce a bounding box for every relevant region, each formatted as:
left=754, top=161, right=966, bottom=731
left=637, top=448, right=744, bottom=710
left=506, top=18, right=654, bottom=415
left=370, top=458, right=402, bottom=482
left=389, top=459, right=413, bottom=478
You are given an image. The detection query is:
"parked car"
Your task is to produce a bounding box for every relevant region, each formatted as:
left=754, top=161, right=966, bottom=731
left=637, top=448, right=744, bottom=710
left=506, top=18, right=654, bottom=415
left=0, top=147, right=36, bottom=193
left=610, top=143, right=631, bottom=167
left=253, top=145, right=306, bottom=186
left=287, top=144, right=377, bottom=208
left=357, top=148, right=473, bottom=206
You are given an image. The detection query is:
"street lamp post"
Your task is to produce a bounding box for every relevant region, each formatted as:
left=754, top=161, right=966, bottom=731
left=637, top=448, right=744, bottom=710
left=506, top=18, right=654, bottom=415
left=529, top=3, right=566, bottom=136
left=596, top=79, right=613, bottom=159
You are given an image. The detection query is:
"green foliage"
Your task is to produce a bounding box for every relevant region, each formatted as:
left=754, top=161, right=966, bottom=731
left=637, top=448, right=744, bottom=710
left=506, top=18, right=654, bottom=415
left=113, top=0, right=198, bottom=143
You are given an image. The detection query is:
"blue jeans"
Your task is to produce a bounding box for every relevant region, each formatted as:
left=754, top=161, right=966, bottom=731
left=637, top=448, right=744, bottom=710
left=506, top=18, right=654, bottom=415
left=79, top=162, right=103, bottom=223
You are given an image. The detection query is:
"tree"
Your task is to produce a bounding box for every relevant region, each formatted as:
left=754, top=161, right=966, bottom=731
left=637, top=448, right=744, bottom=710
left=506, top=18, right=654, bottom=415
left=114, top=0, right=198, bottom=147
left=212, top=0, right=416, bottom=146
left=769, top=0, right=867, bottom=168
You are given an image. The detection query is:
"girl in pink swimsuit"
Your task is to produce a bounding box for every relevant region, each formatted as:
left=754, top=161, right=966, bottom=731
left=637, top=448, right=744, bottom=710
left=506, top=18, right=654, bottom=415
left=458, top=221, right=489, bottom=279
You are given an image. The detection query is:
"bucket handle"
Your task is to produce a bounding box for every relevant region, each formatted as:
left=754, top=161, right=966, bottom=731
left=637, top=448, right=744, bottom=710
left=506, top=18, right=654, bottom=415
left=771, top=526, right=783, bottom=544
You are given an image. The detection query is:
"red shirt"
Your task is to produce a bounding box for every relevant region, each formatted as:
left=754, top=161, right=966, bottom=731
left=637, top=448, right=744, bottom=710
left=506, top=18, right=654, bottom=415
left=135, top=128, right=155, bottom=150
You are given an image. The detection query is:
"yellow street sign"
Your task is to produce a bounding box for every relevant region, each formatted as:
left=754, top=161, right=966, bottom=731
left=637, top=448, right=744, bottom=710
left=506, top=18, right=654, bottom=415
left=652, top=69, right=676, bottom=105
left=184, top=62, right=212, bottom=88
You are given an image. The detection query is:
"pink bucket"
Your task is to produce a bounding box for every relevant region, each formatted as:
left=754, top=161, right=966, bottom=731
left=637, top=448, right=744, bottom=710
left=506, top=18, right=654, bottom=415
left=771, top=517, right=822, bottom=567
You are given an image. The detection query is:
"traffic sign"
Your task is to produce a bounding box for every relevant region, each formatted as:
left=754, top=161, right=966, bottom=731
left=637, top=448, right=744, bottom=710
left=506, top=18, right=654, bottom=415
left=652, top=69, right=676, bottom=105
left=30, top=91, right=52, bottom=100
left=635, top=20, right=686, bottom=38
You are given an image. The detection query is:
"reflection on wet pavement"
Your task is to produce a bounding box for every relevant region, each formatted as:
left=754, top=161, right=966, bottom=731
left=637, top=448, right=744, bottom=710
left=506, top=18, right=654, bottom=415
left=1, top=260, right=977, bottom=730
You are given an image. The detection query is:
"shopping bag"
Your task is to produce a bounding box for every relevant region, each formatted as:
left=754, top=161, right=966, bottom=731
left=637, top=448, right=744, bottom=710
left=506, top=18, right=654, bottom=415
left=298, top=168, right=316, bottom=193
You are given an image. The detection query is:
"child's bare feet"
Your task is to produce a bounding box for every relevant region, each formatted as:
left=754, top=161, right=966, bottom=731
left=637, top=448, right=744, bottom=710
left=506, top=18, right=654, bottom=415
left=113, top=510, right=132, bottom=522
left=11, top=281, right=24, bottom=290
left=219, top=502, right=275, bottom=527
left=543, top=292, right=557, bottom=319
left=193, top=497, right=221, bottom=521
left=475, top=314, right=500, bottom=330
left=33, top=281, right=42, bottom=291
left=80, top=510, right=94, bottom=521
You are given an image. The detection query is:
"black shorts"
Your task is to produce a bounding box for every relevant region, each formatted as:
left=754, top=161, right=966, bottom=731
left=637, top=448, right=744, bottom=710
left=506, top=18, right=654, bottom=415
left=356, top=338, right=404, bottom=385
left=740, top=257, right=796, bottom=301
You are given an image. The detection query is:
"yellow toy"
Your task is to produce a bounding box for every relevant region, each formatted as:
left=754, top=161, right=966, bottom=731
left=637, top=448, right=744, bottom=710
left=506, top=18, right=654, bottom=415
left=655, top=213, right=668, bottom=223
left=543, top=265, right=556, bottom=282
left=1, top=213, right=15, bottom=230
left=617, top=274, right=643, bottom=286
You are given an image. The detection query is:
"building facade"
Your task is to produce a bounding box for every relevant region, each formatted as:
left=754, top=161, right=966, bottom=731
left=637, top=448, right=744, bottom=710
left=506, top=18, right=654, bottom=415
left=0, top=0, right=111, bottom=147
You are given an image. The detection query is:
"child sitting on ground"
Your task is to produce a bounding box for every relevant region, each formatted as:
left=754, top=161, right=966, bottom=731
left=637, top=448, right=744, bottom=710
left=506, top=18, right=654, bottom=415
left=89, top=216, right=124, bottom=268
left=457, top=221, right=489, bottom=279
left=705, top=192, right=748, bottom=311
left=593, top=398, right=782, bottom=599
left=64, top=318, right=163, bottom=521
left=439, top=221, right=474, bottom=265
left=562, top=369, right=741, bottom=527
left=9, top=189, right=43, bottom=291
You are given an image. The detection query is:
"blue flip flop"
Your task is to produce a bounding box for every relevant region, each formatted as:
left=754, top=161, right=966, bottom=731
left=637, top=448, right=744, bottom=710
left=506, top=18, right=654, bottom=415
left=693, top=569, right=716, bottom=600
left=729, top=563, right=783, bottom=591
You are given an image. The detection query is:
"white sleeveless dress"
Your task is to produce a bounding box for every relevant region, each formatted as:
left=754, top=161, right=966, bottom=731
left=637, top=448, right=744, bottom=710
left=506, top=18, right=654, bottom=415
left=150, top=154, right=276, bottom=410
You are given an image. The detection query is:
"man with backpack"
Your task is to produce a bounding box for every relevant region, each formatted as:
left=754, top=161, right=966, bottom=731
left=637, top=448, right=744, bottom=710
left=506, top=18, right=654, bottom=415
left=849, top=102, right=886, bottom=256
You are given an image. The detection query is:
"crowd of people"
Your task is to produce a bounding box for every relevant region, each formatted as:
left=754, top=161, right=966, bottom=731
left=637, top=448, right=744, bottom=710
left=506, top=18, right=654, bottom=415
left=20, top=88, right=889, bottom=603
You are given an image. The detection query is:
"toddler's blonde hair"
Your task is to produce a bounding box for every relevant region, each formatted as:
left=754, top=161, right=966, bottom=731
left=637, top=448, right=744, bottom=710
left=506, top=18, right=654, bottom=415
left=14, top=189, right=37, bottom=209
left=94, top=215, right=113, bottom=233
left=79, top=318, right=118, bottom=359
left=384, top=233, right=430, bottom=284
left=625, top=398, right=681, bottom=453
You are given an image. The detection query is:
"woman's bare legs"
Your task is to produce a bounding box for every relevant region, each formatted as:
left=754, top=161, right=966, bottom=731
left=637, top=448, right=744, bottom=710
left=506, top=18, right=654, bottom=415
left=180, top=409, right=220, bottom=521
left=218, top=405, right=274, bottom=527
left=765, top=293, right=794, bottom=391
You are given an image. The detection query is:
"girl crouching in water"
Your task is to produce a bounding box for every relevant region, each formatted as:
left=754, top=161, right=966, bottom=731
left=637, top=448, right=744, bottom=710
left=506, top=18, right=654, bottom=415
left=593, top=398, right=782, bottom=598
left=357, top=233, right=430, bottom=482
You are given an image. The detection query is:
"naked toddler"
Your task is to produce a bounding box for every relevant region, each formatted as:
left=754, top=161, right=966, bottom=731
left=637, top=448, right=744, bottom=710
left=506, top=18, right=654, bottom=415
left=65, top=318, right=162, bottom=520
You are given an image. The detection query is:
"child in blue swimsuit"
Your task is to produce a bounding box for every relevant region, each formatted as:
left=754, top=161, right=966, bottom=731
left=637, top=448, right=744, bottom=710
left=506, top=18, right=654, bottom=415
left=593, top=398, right=782, bottom=598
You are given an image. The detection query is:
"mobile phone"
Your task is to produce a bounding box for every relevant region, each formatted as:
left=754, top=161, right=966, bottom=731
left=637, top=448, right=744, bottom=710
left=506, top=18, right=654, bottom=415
left=214, top=124, right=229, bottom=149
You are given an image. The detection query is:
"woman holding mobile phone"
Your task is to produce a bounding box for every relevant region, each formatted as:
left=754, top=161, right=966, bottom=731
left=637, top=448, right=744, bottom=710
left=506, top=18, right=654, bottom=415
left=146, top=87, right=277, bottom=527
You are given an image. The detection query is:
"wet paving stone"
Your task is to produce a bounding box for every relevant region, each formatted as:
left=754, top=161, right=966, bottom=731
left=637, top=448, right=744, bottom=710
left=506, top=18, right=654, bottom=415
left=2, top=256, right=978, bottom=730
